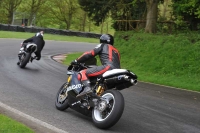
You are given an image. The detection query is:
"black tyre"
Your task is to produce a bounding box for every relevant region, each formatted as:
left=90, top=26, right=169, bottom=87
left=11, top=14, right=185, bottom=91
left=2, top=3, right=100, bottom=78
left=55, top=81, right=70, bottom=111
left=19, top=53, right=31, bottom=68
left=92, top=90, right=124, bottom=129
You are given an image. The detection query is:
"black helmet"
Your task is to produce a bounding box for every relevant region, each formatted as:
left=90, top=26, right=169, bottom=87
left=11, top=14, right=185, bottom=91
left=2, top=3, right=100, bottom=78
left=100, top=34, right=114, bottom=45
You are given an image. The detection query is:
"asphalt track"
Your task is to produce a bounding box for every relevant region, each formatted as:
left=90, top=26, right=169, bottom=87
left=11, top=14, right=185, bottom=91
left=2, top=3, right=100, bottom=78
left=0, top=39, right=200, bottom=133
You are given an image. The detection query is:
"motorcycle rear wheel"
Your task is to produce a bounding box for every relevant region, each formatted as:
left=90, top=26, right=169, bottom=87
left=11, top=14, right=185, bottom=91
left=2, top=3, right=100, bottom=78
left=19, top=52, right=31, bottom=68
left=55, top=81, right=70, bottom=111
left=92, top=90, right=124, bottom=129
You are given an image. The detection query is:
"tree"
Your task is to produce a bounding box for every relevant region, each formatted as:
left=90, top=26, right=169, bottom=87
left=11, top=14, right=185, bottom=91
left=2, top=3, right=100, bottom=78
left=78, top=0, right=114, bottom=26
left=158, top=0, right=172, bottom=20
left=78, top=0, right=146, bottom=31
left=78, top=0, right=163, bottom=33
left=0, top=0, right=5, bottom=23
left=75, top=10, right=87, bottom=31
left=49, top=0, right=80, bottom=30
left=172, top=0, right=200, bottom=30
left=145, top=0, right=160, bottom=33
left=112, top=0, right=146, bottom=31
left=1, top=0, right=22, bottom=24
left=18, top=0, right=47, bottom=26
left=0, top=0, right=2, bottom=6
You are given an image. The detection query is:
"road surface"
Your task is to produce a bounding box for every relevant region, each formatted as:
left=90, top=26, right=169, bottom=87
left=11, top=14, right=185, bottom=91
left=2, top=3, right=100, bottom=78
left=0, top=39, right=200, bottom=133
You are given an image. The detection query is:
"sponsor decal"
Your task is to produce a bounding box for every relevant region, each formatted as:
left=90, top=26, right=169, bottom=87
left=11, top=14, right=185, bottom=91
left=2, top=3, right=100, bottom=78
left=67, top=84, right=82, bottom=91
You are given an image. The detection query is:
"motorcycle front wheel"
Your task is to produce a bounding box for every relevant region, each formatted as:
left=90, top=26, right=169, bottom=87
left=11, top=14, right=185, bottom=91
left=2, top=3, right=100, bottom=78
left=19, top=52, right=31, bottom=68
left=55, top=80, right=70, bottom=111
left=92, top=90, right=124, bottom=129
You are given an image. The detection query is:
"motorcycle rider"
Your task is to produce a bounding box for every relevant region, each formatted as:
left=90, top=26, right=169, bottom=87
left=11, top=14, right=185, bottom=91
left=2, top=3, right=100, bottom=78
left=17, top=31, right=45, bottom=65
left=71, top=34, right=121, bottom=98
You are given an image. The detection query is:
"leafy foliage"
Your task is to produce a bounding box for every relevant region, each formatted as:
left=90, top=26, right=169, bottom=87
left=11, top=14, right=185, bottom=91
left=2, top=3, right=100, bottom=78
left=48, top=0, right=80, bottom=30
left=18, top=0, right=47, bottom=26
left=0, top=0, right=22, bottom=24
left=112, top=0, right=146, bottom=31
left=78, top=0, right=114, bottom=26
left=1, top=0, right=200, bottom=33
left=172, top=0, right=200, bottom=30
left=78, top=0, right=146, bottom=30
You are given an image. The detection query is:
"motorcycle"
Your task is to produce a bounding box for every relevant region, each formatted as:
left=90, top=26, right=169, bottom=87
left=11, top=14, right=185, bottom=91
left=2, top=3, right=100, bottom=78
left=17, top=43, right=37, bottom=68
left=55, top=60, right=137, bottom=129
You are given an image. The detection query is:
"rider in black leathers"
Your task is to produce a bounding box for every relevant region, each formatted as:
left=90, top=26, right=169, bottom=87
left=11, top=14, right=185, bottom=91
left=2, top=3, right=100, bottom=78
left=17, top=31, right=45, bottom=64
left=71, top=34, right=121, bottom=98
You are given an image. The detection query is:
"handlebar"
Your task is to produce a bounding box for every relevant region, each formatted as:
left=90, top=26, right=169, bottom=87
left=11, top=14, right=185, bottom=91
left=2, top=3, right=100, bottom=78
left=68, top=62, right=87, bottom=71
left=71, top=62, right=86, bottom=67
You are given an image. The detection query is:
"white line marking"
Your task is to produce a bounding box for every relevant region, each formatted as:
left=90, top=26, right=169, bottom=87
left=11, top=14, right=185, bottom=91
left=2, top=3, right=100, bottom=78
left=0, top=101, right=68, bottom=133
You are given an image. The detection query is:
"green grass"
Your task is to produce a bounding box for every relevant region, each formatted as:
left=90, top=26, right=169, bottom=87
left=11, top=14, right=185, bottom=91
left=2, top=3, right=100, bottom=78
left=114, top=31, right=200, bottom=91
left=0, top=114, right=34, bottom=133
left=0, top=31, right=99, bottom=43
left=63, top=52, right=101, bottom=66
left=64, top=52, right=200, bottom=91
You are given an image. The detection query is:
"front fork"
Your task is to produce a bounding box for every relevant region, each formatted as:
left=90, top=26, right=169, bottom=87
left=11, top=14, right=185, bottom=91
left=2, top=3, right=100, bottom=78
left=63, top=75, right=72, bottom=95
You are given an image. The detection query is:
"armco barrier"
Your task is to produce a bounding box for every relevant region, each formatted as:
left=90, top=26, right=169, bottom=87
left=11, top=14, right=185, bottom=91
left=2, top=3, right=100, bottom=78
left=0, top=24, right=101, bottom=38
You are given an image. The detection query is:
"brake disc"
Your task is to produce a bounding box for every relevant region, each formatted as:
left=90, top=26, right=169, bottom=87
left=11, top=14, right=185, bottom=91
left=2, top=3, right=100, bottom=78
left=97, top=100, right=107, bottom=112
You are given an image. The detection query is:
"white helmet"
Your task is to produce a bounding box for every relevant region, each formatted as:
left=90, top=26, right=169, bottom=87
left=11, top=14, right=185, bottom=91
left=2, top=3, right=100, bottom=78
left=35, top=31, right=44, bottom=37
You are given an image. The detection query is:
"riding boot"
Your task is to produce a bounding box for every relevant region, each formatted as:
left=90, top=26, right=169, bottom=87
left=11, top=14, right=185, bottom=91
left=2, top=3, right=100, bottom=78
left=30, top=57, right=34, bottom=62
left=76, top=80, right=93, bottom=98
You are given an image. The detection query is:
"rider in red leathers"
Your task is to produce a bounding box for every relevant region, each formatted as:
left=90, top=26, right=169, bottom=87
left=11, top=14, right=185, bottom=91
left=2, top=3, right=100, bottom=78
left=71, top=34, right=121, bottom=98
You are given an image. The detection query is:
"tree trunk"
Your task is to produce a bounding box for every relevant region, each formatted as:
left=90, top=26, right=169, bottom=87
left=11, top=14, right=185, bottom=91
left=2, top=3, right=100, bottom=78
left=106, top=22, right=108, bottom=33
left=8, top=1, right=14, bottom=24
left=66, top=13, right=72, bottom=30
left=29, top=13, right=34, bottom=26
left=101, top=21, right=104, bottom=34
left=145, top=0, right=159, bottom=33
left=82, top=12, right=87, bottom=31
left=8, top=10, right=13, bottom=24
left=88, top=21, right=91, bottom=32
left=66, top=21, right=70, bottom=30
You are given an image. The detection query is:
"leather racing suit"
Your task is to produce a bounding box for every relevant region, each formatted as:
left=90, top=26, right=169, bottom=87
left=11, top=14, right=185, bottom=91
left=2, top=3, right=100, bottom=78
left=22, top=35, right=45, bottom=60
left=76, top=43, right=121, bottom=81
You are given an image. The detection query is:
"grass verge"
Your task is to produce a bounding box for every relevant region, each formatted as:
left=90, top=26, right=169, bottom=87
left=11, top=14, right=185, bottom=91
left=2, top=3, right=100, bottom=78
left=0, top=114, right=34, bottom=133
left=115, top=31, right=200, bottom=92
left=0, top=31, right=99, bottom=43
left=63, top=31, right=200, bottom=92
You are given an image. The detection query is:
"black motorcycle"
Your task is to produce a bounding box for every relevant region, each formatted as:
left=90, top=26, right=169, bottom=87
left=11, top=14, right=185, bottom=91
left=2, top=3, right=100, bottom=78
left=17, top=43, right=37, bottom=68
left=55, top=61, right=137, bottom=129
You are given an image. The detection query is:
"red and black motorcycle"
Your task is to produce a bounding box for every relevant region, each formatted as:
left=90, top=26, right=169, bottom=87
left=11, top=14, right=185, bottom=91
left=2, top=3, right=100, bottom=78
left=55, top=61, right=137, bottom=129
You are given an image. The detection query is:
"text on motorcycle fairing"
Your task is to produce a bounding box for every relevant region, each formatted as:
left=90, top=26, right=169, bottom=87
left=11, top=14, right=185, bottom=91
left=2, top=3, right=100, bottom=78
left=67, top=84, right=82, bottom=91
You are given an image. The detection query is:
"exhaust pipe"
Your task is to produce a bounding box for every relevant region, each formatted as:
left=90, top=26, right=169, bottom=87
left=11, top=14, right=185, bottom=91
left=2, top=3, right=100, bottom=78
left=130, top=79, right=137, bottom=85
left=124, top=76, right=137, bottom=85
